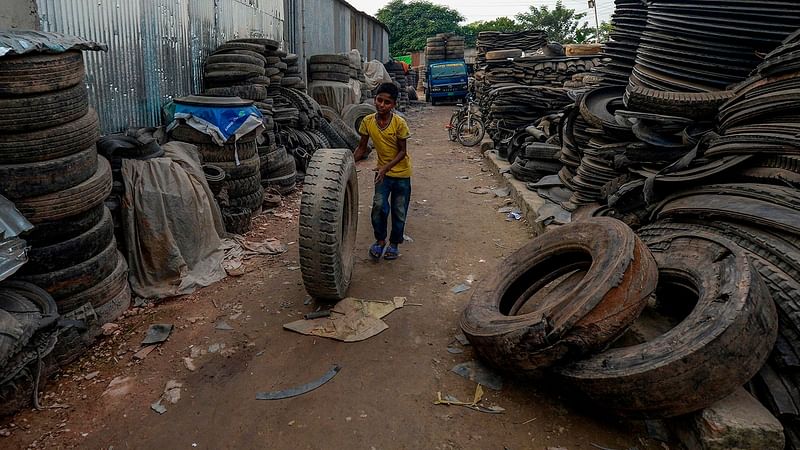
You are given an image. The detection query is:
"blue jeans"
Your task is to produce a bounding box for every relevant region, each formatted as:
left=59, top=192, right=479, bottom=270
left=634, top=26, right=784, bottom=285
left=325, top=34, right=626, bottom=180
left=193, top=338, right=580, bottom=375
left=372, top=176, right=411, bottom=245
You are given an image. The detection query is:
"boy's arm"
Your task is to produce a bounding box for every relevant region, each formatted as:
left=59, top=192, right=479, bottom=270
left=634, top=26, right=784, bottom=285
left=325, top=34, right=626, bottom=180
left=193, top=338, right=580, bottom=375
left=353, top=135, right=370, bottom=161
left=376, top=138, right=407, bottom=184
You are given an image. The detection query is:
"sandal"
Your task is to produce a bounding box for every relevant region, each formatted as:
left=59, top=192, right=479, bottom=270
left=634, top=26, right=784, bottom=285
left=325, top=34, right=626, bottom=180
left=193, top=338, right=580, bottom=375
left=384, top=245, right=400, bottom=260
left=369, top=241, right=386, bottom=259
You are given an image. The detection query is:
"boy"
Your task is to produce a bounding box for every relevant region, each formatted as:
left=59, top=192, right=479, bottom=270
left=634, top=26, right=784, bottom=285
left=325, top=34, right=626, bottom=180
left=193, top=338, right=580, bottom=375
left=353, top=83, right=412, bottom=261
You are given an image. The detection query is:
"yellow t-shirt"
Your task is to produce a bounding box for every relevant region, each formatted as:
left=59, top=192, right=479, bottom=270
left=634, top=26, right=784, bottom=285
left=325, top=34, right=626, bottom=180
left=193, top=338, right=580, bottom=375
left=359, top=113, right=412, bottom=178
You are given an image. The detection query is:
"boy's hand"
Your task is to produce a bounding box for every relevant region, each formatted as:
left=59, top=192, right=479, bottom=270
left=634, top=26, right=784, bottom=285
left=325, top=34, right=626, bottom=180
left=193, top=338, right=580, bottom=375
left=374, top=167, right=387, bottom=184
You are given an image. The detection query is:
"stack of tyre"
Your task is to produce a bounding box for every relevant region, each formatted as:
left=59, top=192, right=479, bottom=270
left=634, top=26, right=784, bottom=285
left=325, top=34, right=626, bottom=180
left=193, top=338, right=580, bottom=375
left=308, top=54, right=351, bottom=84
left=168, top=99, right=263, bottom=235
left=0, top=49, right=130, bottom=364
left=261, top=144, right=298, bottom=196
left=281, top=53, right=305, bottom=90
left=384, top=61, right=409, bottom=111
left=203, top=41, right=270, bottom=98
left=425, top=33, right=465, bottom=61
left=511, top=141, right=563, bottom=183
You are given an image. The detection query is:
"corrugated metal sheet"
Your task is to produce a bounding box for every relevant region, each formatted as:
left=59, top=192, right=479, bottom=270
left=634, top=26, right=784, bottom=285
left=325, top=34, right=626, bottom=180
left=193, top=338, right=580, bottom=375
left=285, top=0, right=388, bottom=69
left=37, top=0, right=284, bottom=134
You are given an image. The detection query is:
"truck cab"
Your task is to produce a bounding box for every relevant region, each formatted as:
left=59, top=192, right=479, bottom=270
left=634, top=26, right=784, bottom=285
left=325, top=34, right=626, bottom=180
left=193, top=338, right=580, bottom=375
left=426, top=60, right=468, bottom=105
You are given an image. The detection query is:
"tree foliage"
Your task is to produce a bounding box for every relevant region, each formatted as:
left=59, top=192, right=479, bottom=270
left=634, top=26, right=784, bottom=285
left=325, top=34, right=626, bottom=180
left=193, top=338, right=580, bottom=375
left=377, top=0, right=464, bottom=55
left=515, top=0, right=592, bottom=44
left=461, top=17, right=523, bottom=47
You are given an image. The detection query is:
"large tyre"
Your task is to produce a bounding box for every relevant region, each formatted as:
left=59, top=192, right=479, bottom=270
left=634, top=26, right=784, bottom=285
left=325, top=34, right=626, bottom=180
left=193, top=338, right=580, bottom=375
left=0, top=146, right=97, bottom=199
left=318, top=118, right=349, bottom=149
left=13, top=157, right=113, bottom=224
left=310, top=72, right=350, bottom=83
left=215, top=154, right=261, bottom=180
left=57, top=252, right=129, bottom=312
left=556, top=231, right=778, bottom=419
left=206, top=53, right=265, bottom=67
left=330, top=117, right=360, bottom=150
left=624, top=84, right=735, bottom=121
left=309, top=55, right=350, bottom=65
left=226, top=173, right=261, bottom=198
left=229, top=187, right=264, bottom=211
left=0, top=83, right=89, bottom=132
left=0, top=51, right=84, bottom=95
left=308, top=63, right=350, bottom=75
left=22, top=203, right=105, bottom=247
left=196, top=140, right=258, bottom=163
left=205, top=62, right=266, bottom=76
left=16, top=239, right=119, bottom=300
left=204, top=85, right=267, bottom=101
left=222, top=207, right=252, bottom=235
left=299, top=148, right=358, bottom=300
left=22, top=207, right=114, bottom=274
left=460, top=218, right=658, bottom=373
left=341, top=103, right=376, bottom=133
left=0, top=109, right=100, bottom=164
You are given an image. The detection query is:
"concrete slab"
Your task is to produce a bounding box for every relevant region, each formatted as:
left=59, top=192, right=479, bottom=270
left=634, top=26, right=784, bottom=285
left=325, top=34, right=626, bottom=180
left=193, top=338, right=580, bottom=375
left=482, top=150, right=548, bottom=236
left=672, top=388, right=784, bottom=450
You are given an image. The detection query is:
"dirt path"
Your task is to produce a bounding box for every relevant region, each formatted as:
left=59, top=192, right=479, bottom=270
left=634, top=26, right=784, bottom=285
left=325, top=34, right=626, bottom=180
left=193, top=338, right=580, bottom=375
left=3, top=106, right=658, bottom=450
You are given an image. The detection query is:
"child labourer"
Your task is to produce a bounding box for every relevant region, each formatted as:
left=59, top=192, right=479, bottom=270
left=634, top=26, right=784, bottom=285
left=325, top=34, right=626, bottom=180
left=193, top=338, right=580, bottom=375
left=353, top=82, right=412, bottom=261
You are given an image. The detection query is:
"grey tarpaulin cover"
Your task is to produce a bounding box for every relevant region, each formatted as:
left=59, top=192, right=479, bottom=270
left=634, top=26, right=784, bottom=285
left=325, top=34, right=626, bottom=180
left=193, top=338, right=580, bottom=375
left=122, top=141, right=226, bottom=299
left=0, top=30, right=107, bottom=57
left=308, top=80, right=360, bottom=114
left=363, top=60, right=393, bottom=90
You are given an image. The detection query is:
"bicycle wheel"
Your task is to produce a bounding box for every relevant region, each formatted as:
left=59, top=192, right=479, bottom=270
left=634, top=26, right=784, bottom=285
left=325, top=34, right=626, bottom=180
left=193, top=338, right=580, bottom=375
left=448, top=112, right=460, bottom=141
left=457, top=117, right=485, bottom=147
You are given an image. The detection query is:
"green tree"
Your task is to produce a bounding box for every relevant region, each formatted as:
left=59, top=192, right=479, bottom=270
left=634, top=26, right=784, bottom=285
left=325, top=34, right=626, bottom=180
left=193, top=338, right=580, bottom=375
left=377, top=0, right=464, bottom=55
left=574, top=21, right=613, bottom=43
left=515, top=0, right=592, bottom=44
left=461, top=17, right=523, bottom=47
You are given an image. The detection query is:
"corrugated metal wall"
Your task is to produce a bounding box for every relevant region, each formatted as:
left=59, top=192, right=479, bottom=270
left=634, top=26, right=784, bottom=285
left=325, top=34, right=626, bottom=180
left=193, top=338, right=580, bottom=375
left=37, top=0, right=284, bottom=134
left=284, top=0, right=389, bottom=73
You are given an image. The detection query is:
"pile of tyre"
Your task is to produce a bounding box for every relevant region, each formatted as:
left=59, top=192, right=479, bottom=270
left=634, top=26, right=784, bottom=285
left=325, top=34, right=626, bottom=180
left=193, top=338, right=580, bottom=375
left=0, top=49, right=130, bottom=365
left=384, top=61, right=409, bottom=111
left=475, top=31, right=548, bottom=66
left=308, top=54, right=353, bottom=84
left=0, top=280, right=60, bottom=415
left=169, top=96, right=264, bottom=235
left=590, top=0, right=648, bottom=86
left=460, top=216, right=778, bottom=420
left=484, top=53, right=603, bottom=88
left=425, top=33, right=465, bottom=62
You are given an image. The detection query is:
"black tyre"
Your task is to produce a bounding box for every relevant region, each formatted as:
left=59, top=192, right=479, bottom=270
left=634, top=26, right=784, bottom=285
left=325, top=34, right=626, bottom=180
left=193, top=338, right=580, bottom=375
left=204, top=84, right=267, bottom=101
left=206, top=53, right=265, bottom=67
left=0, top=51, right=85, bottom=95
left=0, top=109, right=100, bottom=164
left=229, top=187, right=264, bottom=211
left=222, top=207, right=252, bottom=235
left=330, top=117, right=360, bottom=150
left=196, top=140, right=258, bottom=163
left=0, top=146, right=97, bottom=200
left=215, top=154, right=261, bottom=180
left=311, top=72, right=350, bottom=83
left=226, top=173, right=261, bottom=197
left=299, top=148, right=358, bottom=300
left=456, top=118, right=485, bottom=147
left=0, top=83, right=89, bottom=132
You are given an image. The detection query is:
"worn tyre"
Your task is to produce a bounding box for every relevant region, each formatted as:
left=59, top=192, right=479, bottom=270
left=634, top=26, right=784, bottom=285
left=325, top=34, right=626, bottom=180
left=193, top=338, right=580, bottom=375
left=624, top=84, right=735, bottom=121
left=308, top=63, right=350, bottom=75
left=13, top=157, right=113, bottom=224
left=0, top=108, right=100, bottom=164
left=204, top=84, right=267, bottom=101
left=16, top=239, right=119, bottom=301
left=22, top=207, right=114, bottom=275
left=341, top=103, right=376, bottom=133
left=22, top=203, right=105, bottom=247
left=57, top=251, right=128, bottom=312
left=0, top=146, right=97, bottom=200
left=0, top=51, right=84, bottom=95
left=229, top=187, right=264, bottom=210
left=311, top=72, right=350, bottom=83
left=309, top=55, right=349, bottom=65
left=0, top=83, right=89, bottom=132
left=215, top=154, right=261, bottom=180
left=460, top=218, right=658, bottom=373
left=197, top=140, right=258, bottom=163
left=330, top=117, right=360, bottom=150
left=556, top=231, right=778, bottom=418
left=226, top=174, right=262, bottom=198
left=318, top=118, right=349, bottom=149
left=222, top=207, right=252, bottom=235
left=206, top=53, right=265, bottom=67
left=299, top=148, right=359, bottom=301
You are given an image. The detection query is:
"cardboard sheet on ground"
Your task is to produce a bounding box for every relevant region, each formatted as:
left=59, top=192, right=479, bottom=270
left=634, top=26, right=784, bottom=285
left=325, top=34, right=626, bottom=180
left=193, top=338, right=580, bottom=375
left=284, top=297, right=406, bottom=342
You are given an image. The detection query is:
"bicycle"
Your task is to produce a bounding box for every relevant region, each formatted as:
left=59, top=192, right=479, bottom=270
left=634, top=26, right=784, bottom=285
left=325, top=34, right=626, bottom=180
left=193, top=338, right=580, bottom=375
left=446, top=94, right=485, bottom=147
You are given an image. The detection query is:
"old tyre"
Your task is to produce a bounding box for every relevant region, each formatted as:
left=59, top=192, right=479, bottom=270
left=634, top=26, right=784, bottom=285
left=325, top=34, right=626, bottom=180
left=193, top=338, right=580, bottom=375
left=318, top=118, right=349, bottom=149
left=624, top=84, right=735, bottom=121
left=22, top=203, right=105, bottom=247
left=309, top=55, right=350, bottom=65
left=196, top=140, right=258, bottom=163
left=0, top=83, right=89, bottom=132
left=308, top=63, right=350, bottom=75
left=21, top=207, right=114, bottom=275
left=311, top=72, right=350, bottom=83
left=222, top=207, right=252, bottom=235
left=226, top=173, right=261, bottom=196
left=203, top=164, right=226, bottom=195
left=299, top=148, right=358, bottom=301
left=215, top=154, right=261, bottom=180
left=204, top=84, right=267, bottom=101
left=229, top=187, right=264, bottom=210
left=555, top=231, right=778, bottom=419
left=206, top=53, right=265, bottom=67
left=0, top=108, right=100, bottom=164
left=57, top=252, right=129, bottom=312
left=205, top=62, right=266, bottom=76
left=0, top=146, right=97, bottom=199
left=0, top=51, right=85, bottom=95
left=16, top=239, right=119, bottom=301
left=460, top=218, right=658, bottom=374
left=13, top=157, right=113, bottom=224
left=330, top=117, right=360, bottom=150
left=341, top=103, right=376, bottom=133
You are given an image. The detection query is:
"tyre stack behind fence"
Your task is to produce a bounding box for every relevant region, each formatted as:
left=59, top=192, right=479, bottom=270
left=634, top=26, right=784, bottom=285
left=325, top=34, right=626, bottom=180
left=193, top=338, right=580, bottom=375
left=0, top=43, right=129, bottom=367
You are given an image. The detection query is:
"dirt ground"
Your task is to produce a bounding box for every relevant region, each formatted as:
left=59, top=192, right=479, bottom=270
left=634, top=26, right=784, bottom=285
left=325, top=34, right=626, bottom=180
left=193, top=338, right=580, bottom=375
left=2, top=106, right=665, bottom=450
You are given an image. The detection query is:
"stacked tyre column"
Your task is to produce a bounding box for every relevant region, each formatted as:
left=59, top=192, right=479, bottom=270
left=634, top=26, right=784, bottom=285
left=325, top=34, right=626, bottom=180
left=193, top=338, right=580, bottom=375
left=0, top=50, right=129, bottom=364
left=170, top=123, right=263, bottom=235
left=385, top=61, right=409, bottom=111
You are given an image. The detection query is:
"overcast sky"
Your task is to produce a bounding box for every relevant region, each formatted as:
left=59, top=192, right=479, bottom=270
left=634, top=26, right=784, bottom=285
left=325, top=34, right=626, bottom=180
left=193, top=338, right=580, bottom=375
left=347, top=0, right=615, bottom=25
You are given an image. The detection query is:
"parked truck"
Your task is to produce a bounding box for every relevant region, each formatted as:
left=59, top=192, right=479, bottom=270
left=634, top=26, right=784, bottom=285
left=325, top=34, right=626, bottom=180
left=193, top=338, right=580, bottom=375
left=425, top=59, right=468, bottom=105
